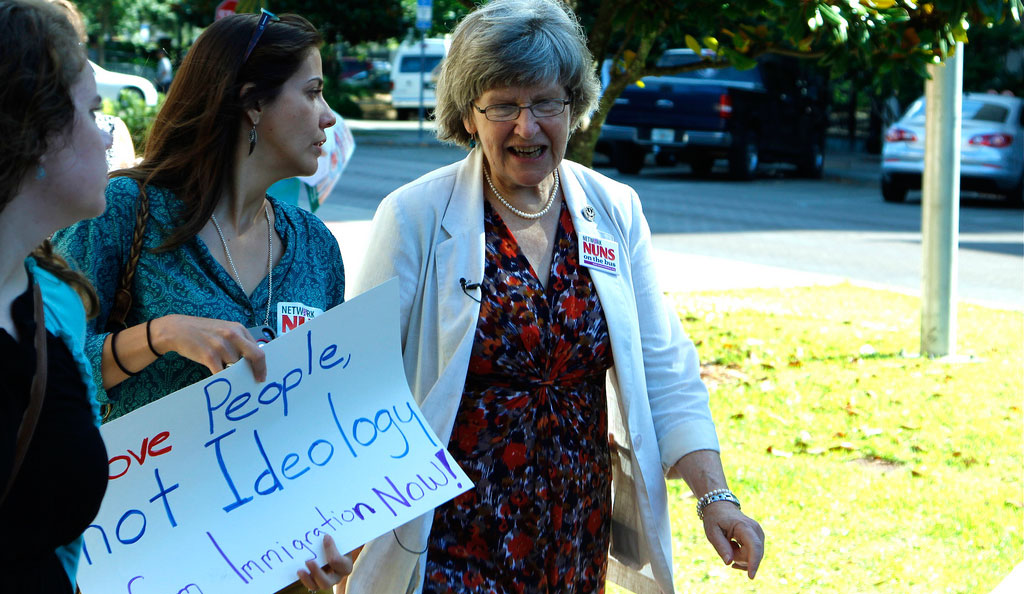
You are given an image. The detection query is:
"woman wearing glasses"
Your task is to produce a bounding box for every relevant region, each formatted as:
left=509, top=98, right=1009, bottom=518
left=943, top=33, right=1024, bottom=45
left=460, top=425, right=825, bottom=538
left=52, top=11, right=350, bottom=592
left=351, top=0, right=764, bottom=592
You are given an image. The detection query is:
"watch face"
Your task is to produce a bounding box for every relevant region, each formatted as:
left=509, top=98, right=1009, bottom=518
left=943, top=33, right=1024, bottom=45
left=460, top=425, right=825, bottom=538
left=248, top=324, right=276, bottom=346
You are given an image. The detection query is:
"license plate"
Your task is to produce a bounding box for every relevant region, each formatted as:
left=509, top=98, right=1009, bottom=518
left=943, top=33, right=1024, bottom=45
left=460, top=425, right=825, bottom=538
left=651, top=128, right=675, bottom=143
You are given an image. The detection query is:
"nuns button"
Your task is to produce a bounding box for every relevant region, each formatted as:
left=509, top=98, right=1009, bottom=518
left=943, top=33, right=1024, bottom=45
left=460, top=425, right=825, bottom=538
left=582, top=205, right=596, bottom=221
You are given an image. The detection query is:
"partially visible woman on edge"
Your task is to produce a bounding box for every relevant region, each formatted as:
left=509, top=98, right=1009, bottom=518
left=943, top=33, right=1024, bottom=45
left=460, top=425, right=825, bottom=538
left=51, top=10, right=351, bottom=592
left=0, top=0, right=109, bottom=591
left=349, top=0, right=764, bottom=592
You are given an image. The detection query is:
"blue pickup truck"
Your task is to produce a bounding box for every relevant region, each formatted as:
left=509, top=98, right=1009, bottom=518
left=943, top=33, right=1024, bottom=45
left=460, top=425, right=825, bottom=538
left=598, top=49, right=830, bottom=179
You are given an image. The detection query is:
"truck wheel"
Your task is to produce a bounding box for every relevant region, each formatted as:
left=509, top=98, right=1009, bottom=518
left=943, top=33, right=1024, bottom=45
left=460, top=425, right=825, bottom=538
left=728, top=129, right=759, bottom=180
left=881, top=177, right=907, bottom=203
left=689, top=156, right=714, bottom=177
left=797, top=140, right=825, bottom=179
left=612, top=143, right=647, bottom=175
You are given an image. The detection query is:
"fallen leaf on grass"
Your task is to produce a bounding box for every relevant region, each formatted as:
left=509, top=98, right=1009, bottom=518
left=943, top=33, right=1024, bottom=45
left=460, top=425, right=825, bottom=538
left=764, top=409, right=791, bottom=426
left=805, top=448, right=826, bottom=455
left=861, top=427, right=884, bottom=437
left=767, top=446, right=793, bottom=458
left=900, top=423, right=920, bottom=431
left=830, top=442, right=858, bottom=451
left=1005, top=500, right=1024, bottom=509
left=911, top=466, right=928, bottom=477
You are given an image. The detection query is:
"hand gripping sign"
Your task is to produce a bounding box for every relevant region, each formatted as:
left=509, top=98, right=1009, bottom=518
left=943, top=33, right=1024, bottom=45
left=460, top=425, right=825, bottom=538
left=77, top=279, right=472, bottom=593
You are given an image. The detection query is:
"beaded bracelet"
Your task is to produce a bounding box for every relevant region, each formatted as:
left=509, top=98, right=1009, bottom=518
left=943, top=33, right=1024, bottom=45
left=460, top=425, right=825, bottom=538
left=696, top=488, right=741, bottom=520
left=110, top=329, right=138, bottom=377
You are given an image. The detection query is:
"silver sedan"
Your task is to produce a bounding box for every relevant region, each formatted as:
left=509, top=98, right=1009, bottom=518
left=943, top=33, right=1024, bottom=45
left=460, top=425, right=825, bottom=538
left=881, top=92, right=1023, bottom=203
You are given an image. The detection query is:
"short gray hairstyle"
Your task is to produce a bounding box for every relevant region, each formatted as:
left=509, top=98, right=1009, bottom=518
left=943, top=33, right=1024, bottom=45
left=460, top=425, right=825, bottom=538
left=434, top=0, right=600, bottom=148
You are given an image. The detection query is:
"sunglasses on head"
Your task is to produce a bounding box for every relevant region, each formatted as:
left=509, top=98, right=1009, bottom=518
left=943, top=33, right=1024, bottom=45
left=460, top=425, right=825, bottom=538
left=241, top=8, right=280, bottom=64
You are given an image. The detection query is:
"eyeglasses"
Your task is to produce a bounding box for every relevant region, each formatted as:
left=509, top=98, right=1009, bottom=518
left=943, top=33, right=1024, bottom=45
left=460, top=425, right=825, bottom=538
left=241, top=9, right=280, bottom=64
left=471, top=99, right=570, bottom=122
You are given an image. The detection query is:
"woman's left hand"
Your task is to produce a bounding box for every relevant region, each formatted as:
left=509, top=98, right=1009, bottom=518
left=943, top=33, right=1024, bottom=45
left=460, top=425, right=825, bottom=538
left=701, top=501, right=765, bottom=579
left=296, top=534, right=353, bottom=592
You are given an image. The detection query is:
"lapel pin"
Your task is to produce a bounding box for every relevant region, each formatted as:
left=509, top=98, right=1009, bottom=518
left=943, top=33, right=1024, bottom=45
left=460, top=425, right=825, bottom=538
left=582, top=206, right=596, bottom=221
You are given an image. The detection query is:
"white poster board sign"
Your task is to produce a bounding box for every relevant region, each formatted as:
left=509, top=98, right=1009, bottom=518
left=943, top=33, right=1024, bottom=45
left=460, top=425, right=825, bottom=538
left=77, top=279, right=472, bottom=593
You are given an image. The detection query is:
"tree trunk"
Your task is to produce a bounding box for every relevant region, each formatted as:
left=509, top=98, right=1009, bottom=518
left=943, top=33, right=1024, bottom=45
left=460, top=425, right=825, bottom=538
left=567, top=27, right=659, bottom=165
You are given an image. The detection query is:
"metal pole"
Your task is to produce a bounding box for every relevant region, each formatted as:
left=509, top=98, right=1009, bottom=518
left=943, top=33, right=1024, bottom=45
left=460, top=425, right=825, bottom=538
left=920, top=43, right=963, bottom=357
left=418, top=32, right=425, bottom=141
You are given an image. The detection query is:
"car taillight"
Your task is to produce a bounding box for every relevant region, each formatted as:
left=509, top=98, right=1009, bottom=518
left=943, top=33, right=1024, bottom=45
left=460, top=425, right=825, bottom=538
left=885, top=127, right=917, bottom=142
left=968, top=133, right=1013, bottom=148
left=714, top=93, right=732, bottom=119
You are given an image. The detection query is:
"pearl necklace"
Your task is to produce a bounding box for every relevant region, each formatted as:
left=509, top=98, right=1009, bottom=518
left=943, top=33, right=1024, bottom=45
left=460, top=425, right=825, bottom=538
left=211, top=203, right=273, bottom=327
left=483, top=166, right=560, bottom=220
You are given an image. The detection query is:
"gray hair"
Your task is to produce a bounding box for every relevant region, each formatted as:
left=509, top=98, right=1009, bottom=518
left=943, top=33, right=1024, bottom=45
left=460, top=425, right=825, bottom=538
left=434, top=0, right=600, bottom=148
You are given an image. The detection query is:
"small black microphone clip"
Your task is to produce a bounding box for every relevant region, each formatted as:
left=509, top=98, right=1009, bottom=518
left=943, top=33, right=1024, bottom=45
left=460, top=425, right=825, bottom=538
left=459, top=277, right=481, bottom=302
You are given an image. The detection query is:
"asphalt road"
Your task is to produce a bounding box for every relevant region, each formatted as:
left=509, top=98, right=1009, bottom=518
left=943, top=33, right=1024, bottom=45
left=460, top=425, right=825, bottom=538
left=317, top=132, right=1023, bottom=310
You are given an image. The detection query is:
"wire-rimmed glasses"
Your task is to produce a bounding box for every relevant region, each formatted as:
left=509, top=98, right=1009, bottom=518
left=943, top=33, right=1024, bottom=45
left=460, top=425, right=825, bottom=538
left=241, top=8, right=280, bottom=64
left=471, top=99, right=571, bottom=122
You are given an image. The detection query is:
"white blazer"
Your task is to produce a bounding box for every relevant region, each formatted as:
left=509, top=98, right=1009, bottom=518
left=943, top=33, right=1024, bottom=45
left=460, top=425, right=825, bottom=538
left=349, top=149, right=720, bottom=594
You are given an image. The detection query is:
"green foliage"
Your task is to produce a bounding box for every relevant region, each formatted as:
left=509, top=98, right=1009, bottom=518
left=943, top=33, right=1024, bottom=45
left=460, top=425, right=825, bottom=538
left=564, top=0, right=1024, bottom=164
left=322, top=78, right=367, bottom=120
left=101, top=91, right=163, bottom=154
left=610, top=284, right=1023, bottom=593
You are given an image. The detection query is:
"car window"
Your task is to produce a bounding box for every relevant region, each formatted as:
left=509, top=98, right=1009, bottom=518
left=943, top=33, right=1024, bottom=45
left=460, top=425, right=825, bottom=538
left=904, top=98, right=1010, bottom=123
left=968, top=102, right=1009, bottom=122
left=399, top=56, right=443, bottom=74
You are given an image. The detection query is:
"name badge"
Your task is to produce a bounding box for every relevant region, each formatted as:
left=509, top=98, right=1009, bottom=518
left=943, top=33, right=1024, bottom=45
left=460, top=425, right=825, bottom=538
left=277, top=301, right=325, bottom=336
left=579, top=233, right=619, bottom=275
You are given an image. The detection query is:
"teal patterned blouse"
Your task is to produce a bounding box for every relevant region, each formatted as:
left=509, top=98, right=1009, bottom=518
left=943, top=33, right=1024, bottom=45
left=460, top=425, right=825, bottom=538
left=52, top=177, right=345, bottom=420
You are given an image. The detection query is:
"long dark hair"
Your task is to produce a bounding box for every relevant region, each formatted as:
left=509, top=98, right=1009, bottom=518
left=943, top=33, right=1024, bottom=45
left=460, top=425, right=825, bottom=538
left=0, top=0, right=97, bottom=316
left=0, top=0, right=84, bottom=212
left=118, top=13, right=322, bottom=251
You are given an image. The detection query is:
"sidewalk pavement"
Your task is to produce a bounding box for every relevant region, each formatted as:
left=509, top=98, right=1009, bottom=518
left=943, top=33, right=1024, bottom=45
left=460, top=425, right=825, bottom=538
left=334, top=119, right=872, bottom=299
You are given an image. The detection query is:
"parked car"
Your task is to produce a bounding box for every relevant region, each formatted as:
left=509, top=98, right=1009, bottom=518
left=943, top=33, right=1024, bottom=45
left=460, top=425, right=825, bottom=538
left=881, top=93, right=1024, bottom=203
left=598, top=49, right=830, bottom=179
left=390, top=38, right=448, bottom=120
left=338, top=57, right=373, bottom=80
left=90, top=60, right=159, bottom=107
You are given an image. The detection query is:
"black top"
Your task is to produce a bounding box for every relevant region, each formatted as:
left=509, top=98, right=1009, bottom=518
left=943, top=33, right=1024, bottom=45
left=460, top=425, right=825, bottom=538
left=0, top=275, right=108, bottom=592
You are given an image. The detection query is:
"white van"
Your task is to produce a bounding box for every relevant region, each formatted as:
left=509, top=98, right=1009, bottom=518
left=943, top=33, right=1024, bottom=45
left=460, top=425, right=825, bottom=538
left=390, top=38, right=448, bottom=120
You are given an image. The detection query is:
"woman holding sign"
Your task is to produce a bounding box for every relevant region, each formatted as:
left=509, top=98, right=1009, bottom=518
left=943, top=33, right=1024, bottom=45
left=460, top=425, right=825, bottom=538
left=352, top=0, right=764, bottom=592
left=0, top=0, right=110, bottom=591
left=52, top=9, right=350, bottom=593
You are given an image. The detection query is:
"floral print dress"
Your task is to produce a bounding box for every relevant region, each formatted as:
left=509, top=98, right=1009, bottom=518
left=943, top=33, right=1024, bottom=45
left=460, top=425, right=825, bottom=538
left=424, top=199, right=614, bottom=594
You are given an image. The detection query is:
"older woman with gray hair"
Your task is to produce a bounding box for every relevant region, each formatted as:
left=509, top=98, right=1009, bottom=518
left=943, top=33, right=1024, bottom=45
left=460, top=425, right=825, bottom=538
left=350, top=0, right=763, bottom=592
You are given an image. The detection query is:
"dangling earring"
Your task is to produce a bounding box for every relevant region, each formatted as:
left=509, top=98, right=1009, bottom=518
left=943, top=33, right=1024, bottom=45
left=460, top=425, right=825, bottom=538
left=36, top=165, right=46, bottom=180
left=248, top=125, right=258, bottom=156
left=469, top=133, right=477, bottom=149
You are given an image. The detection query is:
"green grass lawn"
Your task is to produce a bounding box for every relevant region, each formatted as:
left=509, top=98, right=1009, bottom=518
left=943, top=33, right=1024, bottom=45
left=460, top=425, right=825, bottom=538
left=613, top=283, right=1023, bottom=594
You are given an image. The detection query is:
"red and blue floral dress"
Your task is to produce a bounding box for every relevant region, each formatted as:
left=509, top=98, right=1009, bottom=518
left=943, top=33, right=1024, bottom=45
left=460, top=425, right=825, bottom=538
left=424, top=199, right=614, bottom=593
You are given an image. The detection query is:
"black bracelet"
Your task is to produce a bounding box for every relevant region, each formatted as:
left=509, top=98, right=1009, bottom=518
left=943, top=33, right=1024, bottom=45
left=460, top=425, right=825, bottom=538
left=146, top=319, right=163, bottom=357
left=110, top=329, right=138, bottom=377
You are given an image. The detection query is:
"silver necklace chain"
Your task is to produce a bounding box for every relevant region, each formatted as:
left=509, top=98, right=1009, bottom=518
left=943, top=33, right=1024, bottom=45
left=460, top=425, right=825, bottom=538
left=483, top=166, right=559, bottom=220
left=211, top=203, right=273, bottom=327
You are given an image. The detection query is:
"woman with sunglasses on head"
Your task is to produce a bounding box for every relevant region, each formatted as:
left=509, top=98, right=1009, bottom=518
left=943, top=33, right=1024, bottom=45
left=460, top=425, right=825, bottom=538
left=52, top=10, right=350, bottom=592
left=1, top=0, right=111, bottom=590
left=350, top=1, right=764, bottom=592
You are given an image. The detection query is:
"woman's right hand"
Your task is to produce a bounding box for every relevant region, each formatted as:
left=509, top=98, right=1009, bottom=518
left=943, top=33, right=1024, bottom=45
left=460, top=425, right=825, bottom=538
left=102, top=314, right=267, bottom=388
left=150, top=314, right=267, bottom=380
